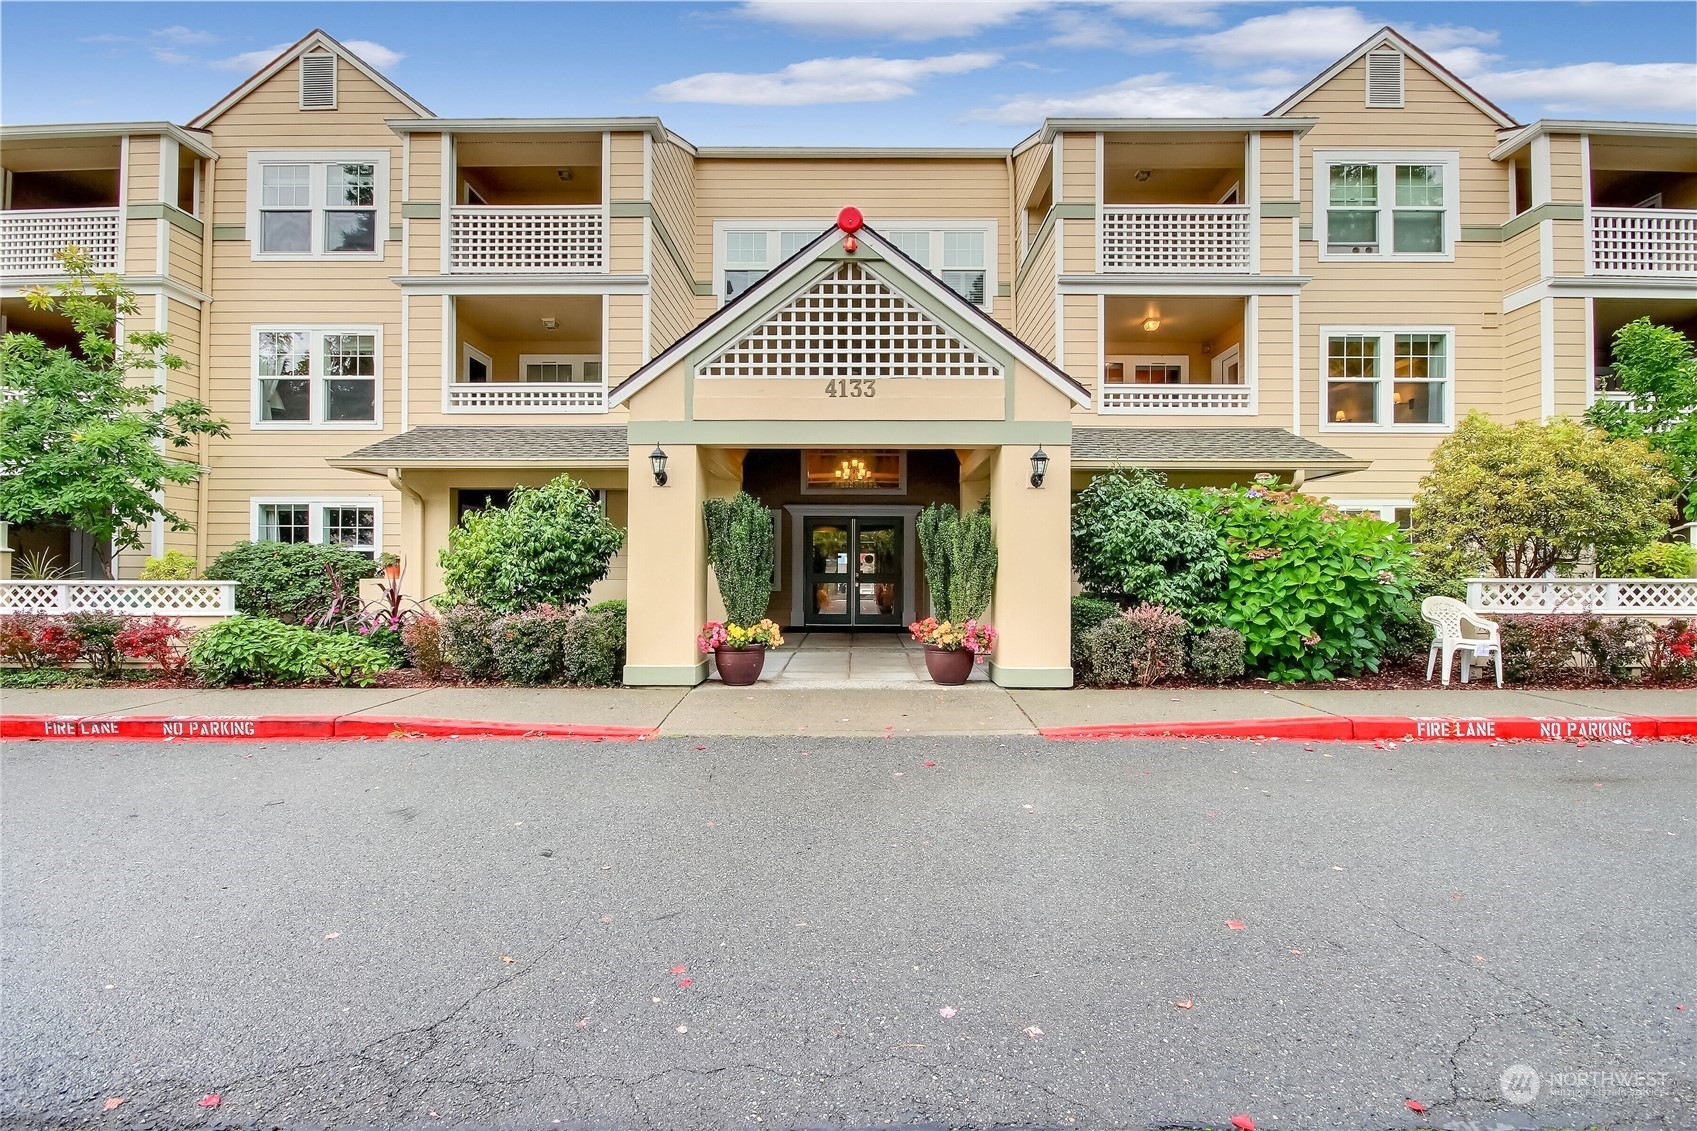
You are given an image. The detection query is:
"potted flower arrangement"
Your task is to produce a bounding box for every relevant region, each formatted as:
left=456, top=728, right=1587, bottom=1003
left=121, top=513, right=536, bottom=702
left=376, top=552, right=402, bottom=581
left=701, top=492, right=783, bottom=686
left=913, top=500, right=999, bottom=685
left=907, top=616, right=997, bottom=685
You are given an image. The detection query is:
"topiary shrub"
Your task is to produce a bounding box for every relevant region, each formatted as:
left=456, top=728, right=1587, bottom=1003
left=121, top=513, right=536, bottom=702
left=916, top=500, right=997, bottom=623
left=204, top=541, right=379, bottom=623
left=1070, top=595, right=1119, bottom=681
left=401, top=613, right=453, bottom=680
left=562, top=601, right=627, bottom=687
left=1083, top=604, right=1188, bottom=687
left=439, top=475, right=625, bottom=614
left=490, top=605, right=574, bottom=685
left=703, top=493, right=776, bottom=626
left=139, top=549, right=198, bottom=580
left=1497, top=614, right=1586, bottom=684
left=438, top=604, right=499, bottom=680
left=186, top=615, right=391, bottom=687
left=1189, top=626, right=1246, bottom=683
left=1071, top=470, right=1227, bottom=617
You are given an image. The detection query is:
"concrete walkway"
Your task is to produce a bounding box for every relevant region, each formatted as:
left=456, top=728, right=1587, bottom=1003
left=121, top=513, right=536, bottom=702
left=709, top=631, right=991, bottom=688
left=3, top=681, right=1691, bottom=737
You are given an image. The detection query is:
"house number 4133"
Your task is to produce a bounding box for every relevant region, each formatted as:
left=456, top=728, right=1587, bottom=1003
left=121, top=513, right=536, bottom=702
left=824, top=379, right=876, bottom=398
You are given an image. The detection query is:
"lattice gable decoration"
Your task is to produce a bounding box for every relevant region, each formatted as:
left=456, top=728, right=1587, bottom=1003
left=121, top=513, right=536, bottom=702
left=695, top=260, right=1004, bottom=381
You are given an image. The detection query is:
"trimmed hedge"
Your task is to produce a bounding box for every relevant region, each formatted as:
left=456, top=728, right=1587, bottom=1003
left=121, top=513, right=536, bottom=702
left=204, top=541, right=378, bottom=623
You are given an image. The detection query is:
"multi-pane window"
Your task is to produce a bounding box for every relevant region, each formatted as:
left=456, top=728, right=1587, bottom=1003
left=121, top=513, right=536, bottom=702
left=723, top=230, right=817, bottom=302
left=941, top=230, right=987, bottom=305
left=255, top=328, right=379, bottom=426
left=250, top=152, right=387, bottom=258
left=717, top=222, right=995, bottom=309
left=255, top=501, right=378, bottom=557
left=1324, top=329, right=1451, bottom=429
left=1321, top=153, right=1455, bottom=258
left=518, top=355, right=604, bottom=384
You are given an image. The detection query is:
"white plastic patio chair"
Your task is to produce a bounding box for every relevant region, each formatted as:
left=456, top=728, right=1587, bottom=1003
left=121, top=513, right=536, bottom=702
left=1421, top=595, right=1503, bottom=688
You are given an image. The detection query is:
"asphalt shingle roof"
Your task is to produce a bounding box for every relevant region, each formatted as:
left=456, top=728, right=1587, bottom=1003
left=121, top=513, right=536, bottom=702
left=1072, top=427, right=1360, bottom=466
left=337, top=426, right=628, bottom=465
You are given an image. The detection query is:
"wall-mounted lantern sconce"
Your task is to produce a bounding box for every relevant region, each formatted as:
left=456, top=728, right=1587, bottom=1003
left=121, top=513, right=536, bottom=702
left=649, top=445, right=669, bottom=487
left=1029, top=446, right=1049, bottom=488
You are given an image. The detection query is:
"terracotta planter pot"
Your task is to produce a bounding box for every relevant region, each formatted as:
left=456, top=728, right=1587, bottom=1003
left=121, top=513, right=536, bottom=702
left=923, top=644, right=975, bottom=685
left=713, top=644, right=766, bottom=686
left=382, top=564, right=402, bottom=580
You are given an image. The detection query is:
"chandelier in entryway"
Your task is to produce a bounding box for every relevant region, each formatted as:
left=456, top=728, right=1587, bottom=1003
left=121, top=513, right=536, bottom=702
left=833, top=457, right=872, bottom=484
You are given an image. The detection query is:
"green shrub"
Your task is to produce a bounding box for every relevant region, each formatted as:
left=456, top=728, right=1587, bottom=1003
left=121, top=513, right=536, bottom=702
left=204, top=541, right=378, bottom=623
left=186, top=615, right=391, bottom=686
left=1381, top=600, right=1435, bottom=667
left=703, top=493, right=776, bottom=626
left=1189, top=627, right=1246, bottom=683
left=439, top=604, right=499, bottom=679
left=439, top=475, right=625, bottom=614
left=491, top=605, right=574, bottom=685
left=401, top=614, right=454, bottom=680
left=916, top=500, right=997, bottom=623
left=64, top=611, right=126, bottom=678
left=1071, top=470, right=1227, bottom=617
left=1497, top=614, right=1585, bottom=684
left=1070, top=594, right=1119, bottom=680
left=139, top=550, right=198, bottom=580
left=563, top=601, right=627, bottom=687
left=1578, top=617, right=1648, bottom=684
left=1195, top=485, right=1413, bottom=682
left=1083, top=605, right=1188, bottom=687
left=1599, top=541, right=1697, bottom=579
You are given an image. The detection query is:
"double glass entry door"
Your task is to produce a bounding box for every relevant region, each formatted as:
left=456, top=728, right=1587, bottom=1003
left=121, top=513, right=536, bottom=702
left=804, top=517, right=902, bottom=627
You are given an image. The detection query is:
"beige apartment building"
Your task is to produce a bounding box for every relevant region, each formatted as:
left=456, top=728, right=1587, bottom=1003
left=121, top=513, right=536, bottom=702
left=2, top=28, right=1693, bottom=685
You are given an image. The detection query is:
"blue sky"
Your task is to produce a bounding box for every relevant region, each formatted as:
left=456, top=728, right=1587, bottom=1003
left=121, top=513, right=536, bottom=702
left=3, top=2, right=1693, bottom=145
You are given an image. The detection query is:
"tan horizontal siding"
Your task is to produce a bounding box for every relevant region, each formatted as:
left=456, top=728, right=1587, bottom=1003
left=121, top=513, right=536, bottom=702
left=1548, top=134, right=1584, bottom=204
left=1550, top=217, right=1585, bottom=276
left=408, top=133, right=442, bottom=200
left=608, top=215, right=644, bottom=275
left=166, top=223, right=202, bottom=289
left=1014, top=142, right=1050, bottom=209
left=606, top=292, right=644, bottom=380
left=409, top=217, right=441, bottom=273
left=1061, top=133, right=1095, bottom=205
left=125, top=136, right=160, bottom=202
left=1061, top=215, right=1095, bottom=274
left=1260, top=132, right=1295, bottom=199
left=608, top=132, right=643, bottom=201
left=1552, top=296, right=1589, bottom=416
left=1503, top=226, right=1541, bottom=293
left=124, top=219, right=156, bottom=274
left=1013, top=222, right=1056, bottom=357
left=1260, top=215, right=1294, bottom=270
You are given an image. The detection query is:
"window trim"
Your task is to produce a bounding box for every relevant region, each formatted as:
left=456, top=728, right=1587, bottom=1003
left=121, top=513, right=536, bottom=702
left=251, top=324, right=383, bottom=431
left=246, top=149, right=390, bottom=262
left=250, top=497, right=383, bottom=557
left=1104, top=354, right=1191, bottom=384
left=711, top=217, right=998, bottom=311
left=1333, top=499, right=1415, bottom=532
left=514, top=353, right=605, bottom=386
left=1317, top=324, right=1455, bottom=434
left=1313, top=149, right=1459, bottom=263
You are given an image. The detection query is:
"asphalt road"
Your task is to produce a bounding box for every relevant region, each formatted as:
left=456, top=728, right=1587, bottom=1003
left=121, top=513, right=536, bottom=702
left=2, top=735, right=1693, bottom=1131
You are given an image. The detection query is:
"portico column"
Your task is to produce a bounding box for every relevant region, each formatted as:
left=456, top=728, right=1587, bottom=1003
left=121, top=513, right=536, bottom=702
left=623, top=443, right=710, bottom=686
left=987, top=444, right=1073, bottom=688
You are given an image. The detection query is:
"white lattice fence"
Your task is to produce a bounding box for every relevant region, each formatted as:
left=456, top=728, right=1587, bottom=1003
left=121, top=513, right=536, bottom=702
left=0, top=580, right=236, bottom=616
left=1590, top=208, right=1697, bottom=275
left=1100, top=206, right=1252, bottom=272
left=1466, top=578, right=1697, bottom=616
left=1, top=207, right=122, bottom=275
left=1099, top=386, right=1253, bottom=413
left=448, top=206, right=606, bottom=273
left=447, top=384, right=607, bottom=412
left=697, top=260, right=1003, bottom=380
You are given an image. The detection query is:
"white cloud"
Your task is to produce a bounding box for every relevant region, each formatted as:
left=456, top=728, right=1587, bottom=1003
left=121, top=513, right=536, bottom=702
left=1107, top=1, right=1225, bottom=28
left=968, top=72, right=1283, bottom=122
left=1428, top=46, right=1503, bottom=79
left=1182, top=6, right=1496, bottom=62
left=1476, top=61, right=1697, bottom=114
left=212, top=38, right=404, bottom=74
left=213, top=44, right=293, bottom=71
left=152, top=25, right=220, bottom=46
left=735, top=1, right=1047, bottom=39
left=651, top=52, right=1000, bottom=104
left=340, top=39, right=405, bottom=70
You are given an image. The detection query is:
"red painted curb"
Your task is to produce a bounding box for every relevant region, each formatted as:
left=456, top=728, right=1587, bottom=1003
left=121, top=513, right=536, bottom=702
left=0, top=714, right=655, bottom=743
left=1039, top=715, right=1697, bottom=742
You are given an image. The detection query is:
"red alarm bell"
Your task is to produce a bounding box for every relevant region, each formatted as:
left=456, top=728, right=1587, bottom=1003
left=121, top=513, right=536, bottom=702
left=836, top=206, right=863, bottom=233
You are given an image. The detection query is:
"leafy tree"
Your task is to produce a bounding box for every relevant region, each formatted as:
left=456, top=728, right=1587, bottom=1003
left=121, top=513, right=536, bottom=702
left=703, top=492, right=776, bottom=627
left=0, top=249, right=227, bottom=576
left=438, top=475, right=625, bottom=614
left=204, top=541, right=379, bottom=623
left=1584, top=317, right=1697, bottom=521
left=1413, top=412, right=1674, bottom=579
left=1070, top=470, right=1227, bottom=617
left=916, top=500, right=997, bottom=623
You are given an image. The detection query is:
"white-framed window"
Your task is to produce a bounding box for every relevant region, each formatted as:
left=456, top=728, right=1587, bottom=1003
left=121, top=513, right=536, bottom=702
left=1320, top=326, right=1453, bottom=432
left=462, top=344, right=492, bottom=384
left=516, top=354, right=603, bottom=384
left=713, top=219, right=997, bottom=310
left=253, top=325, right=381, bottom=429
left=252, top=497, right=382, bottom=558
left=1314, top=150, right=1458, bottom=261
left=1103, top=355, right=1189, bottom=384
left=247, top=149, right=389, bottom=260
left=1334, top=500, right=1415, bottom=532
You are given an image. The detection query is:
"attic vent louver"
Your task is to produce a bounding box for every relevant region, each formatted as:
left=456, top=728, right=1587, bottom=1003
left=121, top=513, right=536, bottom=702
left=1365, top=49, right=1404, bottom=108
left=300, top=52, right=337, bottom=110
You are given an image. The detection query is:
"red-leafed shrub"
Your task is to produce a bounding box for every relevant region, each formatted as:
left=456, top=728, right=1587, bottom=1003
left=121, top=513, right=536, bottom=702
left=401, top=613, right=454, bottom=680
left=115, top=616, right=193, bottom=679
left=1647, top=619, right=1697, bottom=683
left=0, top=613, right=46, bottom=667
left=31, top=621, right=83, bottom=666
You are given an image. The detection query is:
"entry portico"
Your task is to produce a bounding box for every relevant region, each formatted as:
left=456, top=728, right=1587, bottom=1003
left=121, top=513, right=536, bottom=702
left=610, top=214, right=1089, bottom=689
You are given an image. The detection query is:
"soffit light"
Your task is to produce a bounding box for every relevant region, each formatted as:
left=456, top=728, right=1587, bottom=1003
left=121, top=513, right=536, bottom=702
left=1142, top=318, right=1161, bottom=332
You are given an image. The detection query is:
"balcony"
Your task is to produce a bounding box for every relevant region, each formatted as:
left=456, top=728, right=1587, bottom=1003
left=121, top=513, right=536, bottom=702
left=1099, top=295, right=1251, bottom=414
left=1099, top=206, right=1253, bottom=273
left=448, top=205, right=607, bottom=274
left=448, top=294, right=606, bottom=413
left=1099, top=384, right=1253, bottom=412
left=1589, top=208, right=1697, bottom=276
left=1, top=207, right=121, bottom=276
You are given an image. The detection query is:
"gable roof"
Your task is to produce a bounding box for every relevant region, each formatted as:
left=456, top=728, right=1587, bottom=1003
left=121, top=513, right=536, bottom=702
left=1266, top=26, right=1517, bottom=128
left=188, top=28, right=432, bottom=129
left=608, top=221, right=1091, bottom=409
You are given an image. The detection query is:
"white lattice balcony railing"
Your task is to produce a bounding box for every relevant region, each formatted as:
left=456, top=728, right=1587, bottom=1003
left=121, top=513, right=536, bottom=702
left=448, top=205, right=607, bottom=273
left=1098, top=385, right=1253, bottom=413
left=1, top=207, right=122, bottom=276
left=0, top=580, right=237, bottom=616
left=1590, top=208, right=1697, bottom=275
left=1466, top=577, right=1697, bottom=617
left=447, top=383, right=607, bottom=412
left=1100, top=205, right=1252, bottom=272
